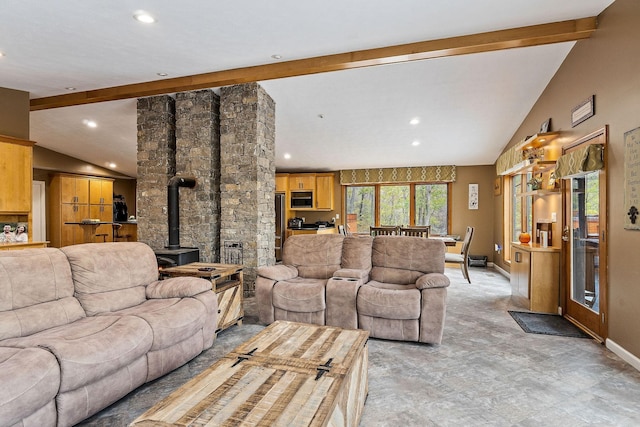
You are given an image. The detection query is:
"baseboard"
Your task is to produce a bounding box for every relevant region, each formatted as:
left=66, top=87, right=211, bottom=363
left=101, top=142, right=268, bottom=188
left=606, top=338, right=640, bottom=372
left=493, top=263, right=509, bottom=279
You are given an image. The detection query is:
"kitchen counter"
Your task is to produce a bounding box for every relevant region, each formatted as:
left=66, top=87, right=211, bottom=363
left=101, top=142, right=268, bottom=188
left=287, top=225, right=337, bottom=237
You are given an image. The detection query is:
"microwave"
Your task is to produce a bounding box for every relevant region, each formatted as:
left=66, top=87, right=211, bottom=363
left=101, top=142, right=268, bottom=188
left=290, top=191, right=313, bottom=209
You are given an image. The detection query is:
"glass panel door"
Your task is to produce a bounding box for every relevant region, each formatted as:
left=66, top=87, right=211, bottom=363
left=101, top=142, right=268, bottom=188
left=568, top=172, right=600, bottom=312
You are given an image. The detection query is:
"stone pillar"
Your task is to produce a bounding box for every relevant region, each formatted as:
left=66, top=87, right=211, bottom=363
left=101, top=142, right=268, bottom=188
left=136, top=95, right=176, bottom=250
left=220, top=83, right=276, bottom=295
left=175, top=90, right=221, bottom=262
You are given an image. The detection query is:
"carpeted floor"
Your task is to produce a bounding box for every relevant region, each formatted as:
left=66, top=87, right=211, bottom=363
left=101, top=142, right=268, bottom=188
left=508, top=310, right=591, bottom=338
left=79, top=266, right=640, bottom=426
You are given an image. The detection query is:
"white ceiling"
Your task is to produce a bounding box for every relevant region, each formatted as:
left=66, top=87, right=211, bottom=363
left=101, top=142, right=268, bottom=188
left=1, top=0, right=615, bottom=177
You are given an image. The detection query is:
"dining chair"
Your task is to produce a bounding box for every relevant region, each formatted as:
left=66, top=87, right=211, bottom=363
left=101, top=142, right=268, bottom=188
left=370, top=226, right=399, bottom=236
left=444, top=226, right=474, bottom=283
left=399, top=226, right=430, bottom=238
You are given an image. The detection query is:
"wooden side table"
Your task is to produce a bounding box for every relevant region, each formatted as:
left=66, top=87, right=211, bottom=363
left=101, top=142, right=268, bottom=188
left=160, top=262, right=244, bottom=333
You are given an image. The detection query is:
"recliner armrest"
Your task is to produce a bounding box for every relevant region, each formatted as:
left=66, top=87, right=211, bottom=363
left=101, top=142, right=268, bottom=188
left=146, top=277, right=212, bottom=299
left=333, top=268, right=370, bottom=282
left=415, top=273, right=450, bottom=290
left=256, top=264, right=299, bottom=281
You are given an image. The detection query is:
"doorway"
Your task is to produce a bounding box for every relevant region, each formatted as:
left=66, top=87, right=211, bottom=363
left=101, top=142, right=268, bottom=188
left=562, top=128, right=607, bottom=341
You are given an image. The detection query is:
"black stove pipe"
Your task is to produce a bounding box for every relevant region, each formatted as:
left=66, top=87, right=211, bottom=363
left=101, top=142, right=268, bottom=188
left=167, top=176, right=196, bottom=250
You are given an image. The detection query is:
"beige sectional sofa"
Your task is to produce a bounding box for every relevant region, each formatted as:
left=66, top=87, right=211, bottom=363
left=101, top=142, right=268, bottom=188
left=0, top=242, right=218, bottom=427
left=256, top=234, right=450, bottom=344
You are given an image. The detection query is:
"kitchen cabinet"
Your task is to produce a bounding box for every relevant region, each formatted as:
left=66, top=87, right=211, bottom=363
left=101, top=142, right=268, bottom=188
left=50, top=174, right=114, bottom=247
left=275, top=174, right=288, bottom=193
left=288, top=174, right=316, bottom=191
left=315, top=173, right=334, bottom=210
left=0, top=135, right=35, bottom=213
left=510, top=243, right=560, bottom=314
left=287, top=172, right=335, bottom=211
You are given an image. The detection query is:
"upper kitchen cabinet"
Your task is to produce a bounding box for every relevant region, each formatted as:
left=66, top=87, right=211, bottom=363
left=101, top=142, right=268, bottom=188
left=275, top=173, right=288, bottom=193
left=288, top=174, right=316, bottom=191
left=315, top=173, right=334, bottom=210
left=286, top=173, right=334, bottom=211
left=0, top=135, right=35, bottom=213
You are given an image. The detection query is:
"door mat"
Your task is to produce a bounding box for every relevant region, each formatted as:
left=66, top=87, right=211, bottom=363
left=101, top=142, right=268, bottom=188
left=508, top=311, right=591, bottom=338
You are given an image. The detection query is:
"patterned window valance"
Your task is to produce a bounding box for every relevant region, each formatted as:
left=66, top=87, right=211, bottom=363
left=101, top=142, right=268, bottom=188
left=496, top=145, right=522, bottom=175
left=555, top=144, right=604, bottom=179
left=339, top=166, right=456, bottom=185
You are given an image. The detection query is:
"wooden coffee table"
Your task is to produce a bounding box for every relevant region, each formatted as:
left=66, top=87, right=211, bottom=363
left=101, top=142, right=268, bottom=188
left=131, top=321, right=369, bottom=427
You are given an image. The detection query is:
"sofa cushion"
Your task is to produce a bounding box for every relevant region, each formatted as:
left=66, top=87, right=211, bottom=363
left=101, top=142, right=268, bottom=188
left=357, top=282, right=421, bottom=320
left=272, top=278, right=327, bottom=313
left=341, top=236, right=373, bottom=270
left=61, top=242, right=160, bottom=315
left=0, top=347, right=60, bottom=426
left=282, top=234, right=344, bottom=279
left=0, top=315, right=153, bottom=393
left=370, top=236, right=445, bottom=284
left=110, top=298, right=208, bottom=351
left=0, top=248, right=85, bottom=340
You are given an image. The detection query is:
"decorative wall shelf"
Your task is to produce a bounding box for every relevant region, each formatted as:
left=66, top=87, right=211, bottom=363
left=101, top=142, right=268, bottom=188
left=518, top=189, right=560, bottom=198
left=514, top=132, right=560, bottom=151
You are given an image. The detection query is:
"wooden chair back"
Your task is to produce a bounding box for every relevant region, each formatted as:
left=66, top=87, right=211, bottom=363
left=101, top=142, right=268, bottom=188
left=370, top=226, right=399, bottom=236
left=399, top=226, right=430, bottom=238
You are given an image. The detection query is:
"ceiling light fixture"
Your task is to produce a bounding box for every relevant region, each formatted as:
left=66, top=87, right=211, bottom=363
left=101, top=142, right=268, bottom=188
left=412, top=140, right=420, bottom=146
left=410, top=118, right=420, bottom=125
left=133, top=11, right=156, bottom=24
left=82, top=119, right=97, bottom=128
left=0, top=52, right=5, bottom=57
left=284, top=153, right=291, bottom=159
left=108, top=163, right=117, bottom=169
left=65, top=87, right=77, bottom=91
left=271, top=54, right=282, bottom=60
left=157, top=72, right=168, bottom=77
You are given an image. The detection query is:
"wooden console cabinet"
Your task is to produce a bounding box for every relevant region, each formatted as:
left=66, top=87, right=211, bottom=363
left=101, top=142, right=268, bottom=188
left=511, top=243, right=560, bottom=314
left=159, top=262, right=244, bottom=333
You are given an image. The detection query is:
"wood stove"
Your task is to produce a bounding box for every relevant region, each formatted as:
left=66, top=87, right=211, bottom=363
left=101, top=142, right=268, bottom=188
left=154, top=176, right=200, bottom=268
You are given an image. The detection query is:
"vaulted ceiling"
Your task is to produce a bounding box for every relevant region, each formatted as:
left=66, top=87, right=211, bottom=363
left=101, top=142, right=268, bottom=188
left=1, top=0, right=615, bottom=177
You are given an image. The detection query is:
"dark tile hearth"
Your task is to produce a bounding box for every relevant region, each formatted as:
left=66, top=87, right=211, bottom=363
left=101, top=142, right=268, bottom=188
left=79, top=267, right=640, bottom=426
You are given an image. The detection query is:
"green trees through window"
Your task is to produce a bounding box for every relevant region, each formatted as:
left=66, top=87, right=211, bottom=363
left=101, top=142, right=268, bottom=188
left=345, top=183, right=449, bottom=235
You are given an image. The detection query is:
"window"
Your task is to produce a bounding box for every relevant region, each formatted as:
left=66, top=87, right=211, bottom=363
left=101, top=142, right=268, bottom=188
left=345, top=186, right=375, bottom=234
left=505, top=174, right=532, bottom=261
left=345, top=183, right=450, bottom=235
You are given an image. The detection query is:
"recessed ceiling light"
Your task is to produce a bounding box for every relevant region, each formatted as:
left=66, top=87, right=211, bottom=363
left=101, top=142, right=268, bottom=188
left=108, top=163, right=117, bottom=169
left=0, top=52, right=5, bottom=57
left=284, top=153, right=291, bottom=160
left=65, top=87, right=76, bottom=91
left=133, top=10, right=156, bottom=24
left=410, top=118, right=420, bottom=125
left=82, top=119, right=97, bottom=128
left=412, top=140, right=420, bottom=146
left=271, top=54, right=283, bottom=60
left=157, top=72, right=168, bottom=77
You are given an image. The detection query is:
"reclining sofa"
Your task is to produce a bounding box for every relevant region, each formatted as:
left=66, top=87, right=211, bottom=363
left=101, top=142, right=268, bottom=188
left=256, top=234, right=450, bottom=344
left=0, top=242, right=218, bottom=427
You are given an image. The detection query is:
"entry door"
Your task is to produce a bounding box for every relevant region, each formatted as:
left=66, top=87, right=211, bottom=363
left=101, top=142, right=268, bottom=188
left=562, top=128, right=607, bottom=340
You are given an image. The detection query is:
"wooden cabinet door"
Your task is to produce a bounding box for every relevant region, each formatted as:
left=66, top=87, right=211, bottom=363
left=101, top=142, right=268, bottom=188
left=62, top=203, right=90, bottom=245
left=510, top=247, right=530, bottom=301
left=90, top=178, right=113, bottom=205
left=275, top=174, right=288, bottom=192
left=60, top=176, right=89, bottom=204
left=315, top=174, right=334, bottom=210
left=289, top=174, right=316, bottom=190
left=0, top=141, right=32, bottom=212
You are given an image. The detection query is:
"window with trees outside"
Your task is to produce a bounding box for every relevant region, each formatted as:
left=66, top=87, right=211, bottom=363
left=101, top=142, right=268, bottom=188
left=505, top=174, right=532, bottom=261
left=345, top=183, right=449, bottom=235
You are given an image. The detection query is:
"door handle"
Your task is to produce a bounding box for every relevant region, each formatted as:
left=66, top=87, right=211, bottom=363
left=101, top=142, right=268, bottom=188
left=562, top=225, right=569, bottom=242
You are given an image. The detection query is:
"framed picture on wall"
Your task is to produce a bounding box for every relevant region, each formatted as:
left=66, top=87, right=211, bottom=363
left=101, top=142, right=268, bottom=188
left=469, top=184, right=479, bottom=210
left=494, top=177, right=502, bottom=196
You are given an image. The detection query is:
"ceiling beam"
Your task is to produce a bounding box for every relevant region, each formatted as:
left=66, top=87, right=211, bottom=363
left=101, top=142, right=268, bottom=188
left=30, top=17, right=597, bottom=111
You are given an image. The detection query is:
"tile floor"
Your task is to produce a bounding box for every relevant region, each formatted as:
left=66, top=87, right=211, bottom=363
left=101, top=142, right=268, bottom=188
left=79, top=266, right=640, bottom=426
